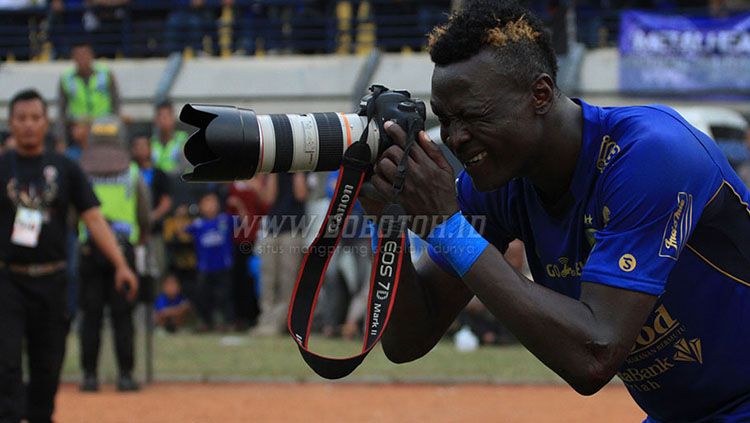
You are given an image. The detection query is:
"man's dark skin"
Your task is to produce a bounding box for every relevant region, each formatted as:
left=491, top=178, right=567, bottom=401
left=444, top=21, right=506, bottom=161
left=366, top=49, right=658, bottom=395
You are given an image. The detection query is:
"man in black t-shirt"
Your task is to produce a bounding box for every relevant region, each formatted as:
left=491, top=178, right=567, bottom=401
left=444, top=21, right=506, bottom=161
left=0, top=89, right=138, bottom=423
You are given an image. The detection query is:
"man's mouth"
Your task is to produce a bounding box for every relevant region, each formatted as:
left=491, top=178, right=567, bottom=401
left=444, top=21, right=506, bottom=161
left=463, top=151, right=487, bottom=168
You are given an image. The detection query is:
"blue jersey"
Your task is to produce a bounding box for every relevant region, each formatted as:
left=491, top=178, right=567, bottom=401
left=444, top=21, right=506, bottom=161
left=187, top=213, right=234, bottom=273
left=435, top=99, right=750, bottom=422
left=154, top=293, right=187, bottom=312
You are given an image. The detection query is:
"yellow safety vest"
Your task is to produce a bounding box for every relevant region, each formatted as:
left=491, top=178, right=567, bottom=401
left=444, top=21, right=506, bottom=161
left=62, top=63, right=113, bottom=120
left=82, top=163, right=140, bottom=244
left=151, top=131, right=188, bottom=174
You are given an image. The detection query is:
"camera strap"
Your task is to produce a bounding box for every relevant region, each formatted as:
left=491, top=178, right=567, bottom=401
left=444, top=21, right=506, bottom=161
left=288, top=114, right=418, bottom=380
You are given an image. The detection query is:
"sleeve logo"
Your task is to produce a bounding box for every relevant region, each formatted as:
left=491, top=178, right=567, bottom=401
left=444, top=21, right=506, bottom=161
left=596, top=135, right=620, bottom=173
left=619, top=254, right=637, bottom=272
left=659, top=192, right=693, bottom=260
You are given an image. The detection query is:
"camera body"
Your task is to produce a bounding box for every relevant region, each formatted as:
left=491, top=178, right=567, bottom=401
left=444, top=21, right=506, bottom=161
left=356, top=85, right=427, bottom=155
left=179, top=85, right=426, bottom=182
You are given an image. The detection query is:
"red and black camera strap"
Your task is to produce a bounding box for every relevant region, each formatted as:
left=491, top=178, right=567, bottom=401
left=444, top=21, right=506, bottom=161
left=287, top=113, right=421, bottom=379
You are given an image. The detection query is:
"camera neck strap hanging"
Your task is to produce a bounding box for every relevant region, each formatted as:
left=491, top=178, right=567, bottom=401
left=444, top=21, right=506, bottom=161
left=287, top=109, right=420, bottom=380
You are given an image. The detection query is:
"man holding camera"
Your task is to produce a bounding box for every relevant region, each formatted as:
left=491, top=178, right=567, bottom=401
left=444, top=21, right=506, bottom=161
left=364, top=2, right=750, bottom=422
left=0, top=89, right=138, bottom=423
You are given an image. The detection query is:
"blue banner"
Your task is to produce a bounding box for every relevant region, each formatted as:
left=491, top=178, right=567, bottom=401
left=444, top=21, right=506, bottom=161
left=619, top=11, right=750, bottom=94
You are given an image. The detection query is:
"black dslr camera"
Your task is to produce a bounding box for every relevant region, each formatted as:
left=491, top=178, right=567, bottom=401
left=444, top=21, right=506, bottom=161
left=179, top=85, right=427, bottom=181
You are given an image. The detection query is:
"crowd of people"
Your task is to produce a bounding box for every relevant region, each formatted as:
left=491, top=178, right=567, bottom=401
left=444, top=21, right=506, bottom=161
left=2, top=0, right=748, bottom=61
left=1, top=0, right=457, bottom=59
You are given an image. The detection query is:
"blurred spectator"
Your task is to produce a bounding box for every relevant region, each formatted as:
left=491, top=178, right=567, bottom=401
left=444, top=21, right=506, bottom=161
left=186, top=191, right=235, bottom=332
left=132, top=134, right=172, bottom=281
left=162, top=204, right=198, bottom=306
left=0, top=1, right=40, bottom=59
left=48, top=0, right=86, bottom=59
left=164, top=0, right=214, bottom=54
left=253, top=173, right=307, bottom=336
left=262, top=2, right=291, bottom=53
left=78, top=117, right=148, bottom=392
left=233, top=0, right=266, bottom=55
left=150, top=100, right=189, bottom=177
left=58, top=41, right=121, bottom=131
left=0, top=131, right=16, bottom=154
left=288, top=0, right=336, bottom=54
left=64, top=119, right=91, bottom=162
left=372, top=0, right=419, bottom=52
left=81, top=0, right=132, bottom=57
left=153, top=273, right=191, bottom=333
left=226, top=176, right=276, bottom=330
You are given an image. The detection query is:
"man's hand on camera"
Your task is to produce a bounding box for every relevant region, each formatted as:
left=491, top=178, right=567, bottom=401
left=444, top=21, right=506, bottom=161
left=369, top=121, right=459, bottom=236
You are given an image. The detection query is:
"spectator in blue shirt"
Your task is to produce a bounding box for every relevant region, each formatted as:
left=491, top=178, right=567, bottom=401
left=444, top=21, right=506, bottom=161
left=153, top=273, right=190, bottom=333
left=186, top=191, right=234, bottom=331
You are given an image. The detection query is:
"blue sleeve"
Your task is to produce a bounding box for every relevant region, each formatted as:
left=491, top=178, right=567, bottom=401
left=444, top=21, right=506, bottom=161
left=154, top=295, right=167, bottom=312
left=186, top=219, right=199, bottom=236
left=428, top=171, right=515, bottom=276
left=581, top=124, right=723, bottom=295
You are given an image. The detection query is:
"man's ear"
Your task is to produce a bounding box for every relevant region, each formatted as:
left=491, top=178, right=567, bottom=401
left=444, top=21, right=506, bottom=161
left=531, top=74, right=554, bottom=115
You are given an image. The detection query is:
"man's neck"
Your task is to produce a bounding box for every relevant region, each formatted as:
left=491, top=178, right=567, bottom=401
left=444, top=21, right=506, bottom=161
left=77, top=67, right=93, bottom=79
left=15, top=144, right=44, bottom=158
left=138, top=160, right=153, bottom=169
left=160, top=129, right=174, bottom=143
left=527, top=97, right=583, bottom=203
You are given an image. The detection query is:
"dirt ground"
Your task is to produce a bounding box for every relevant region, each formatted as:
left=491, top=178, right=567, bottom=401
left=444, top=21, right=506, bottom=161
left=55, top=382, right=645, bottom=422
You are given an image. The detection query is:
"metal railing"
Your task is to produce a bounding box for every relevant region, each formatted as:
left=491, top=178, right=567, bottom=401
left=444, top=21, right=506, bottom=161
left=0, top=1, right=452, bottom=61
left=2, top=3, right=745, bottom=61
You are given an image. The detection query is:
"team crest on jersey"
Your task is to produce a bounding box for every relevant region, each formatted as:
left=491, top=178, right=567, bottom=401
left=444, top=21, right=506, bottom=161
left=596, top=135, right=620, bottom=173
left=659, top=192, right=693, bottom=260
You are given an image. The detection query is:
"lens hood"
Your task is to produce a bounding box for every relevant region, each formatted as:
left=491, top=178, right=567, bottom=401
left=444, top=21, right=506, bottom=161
left=179, top=104, right=261, bottom=182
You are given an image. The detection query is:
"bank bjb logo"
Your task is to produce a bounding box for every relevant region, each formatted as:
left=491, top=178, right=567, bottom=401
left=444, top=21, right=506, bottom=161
left=632, top=305, right=678, bottom=352
left=659, top=192, right=693, bottom=260
left=674, top=338, right=703, bottom=364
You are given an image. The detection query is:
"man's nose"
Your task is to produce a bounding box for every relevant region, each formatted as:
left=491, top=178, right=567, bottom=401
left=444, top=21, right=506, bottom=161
left=447, top=124, right=470, bottom=150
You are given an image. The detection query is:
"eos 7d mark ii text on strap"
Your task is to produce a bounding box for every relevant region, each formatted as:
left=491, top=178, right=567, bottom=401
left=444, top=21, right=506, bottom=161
left=287, top=90, right=423, bottom=379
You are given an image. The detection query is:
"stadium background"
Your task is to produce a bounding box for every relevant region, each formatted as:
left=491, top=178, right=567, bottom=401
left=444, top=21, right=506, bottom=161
left=1, top=1, right=749, bottom=421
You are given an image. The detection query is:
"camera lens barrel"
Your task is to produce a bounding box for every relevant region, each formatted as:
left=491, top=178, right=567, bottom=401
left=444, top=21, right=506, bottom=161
left=252, top=111, right=376, bottom=175
left=182, top=105, right=381, bottom=181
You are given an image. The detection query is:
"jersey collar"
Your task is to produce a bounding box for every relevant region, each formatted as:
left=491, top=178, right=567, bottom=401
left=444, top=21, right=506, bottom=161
left=568, top=98, right=603, bottom=202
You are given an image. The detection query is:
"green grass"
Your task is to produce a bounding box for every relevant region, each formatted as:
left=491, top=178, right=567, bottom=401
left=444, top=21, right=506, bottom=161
left=61, top=331, right=562, bottom=383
